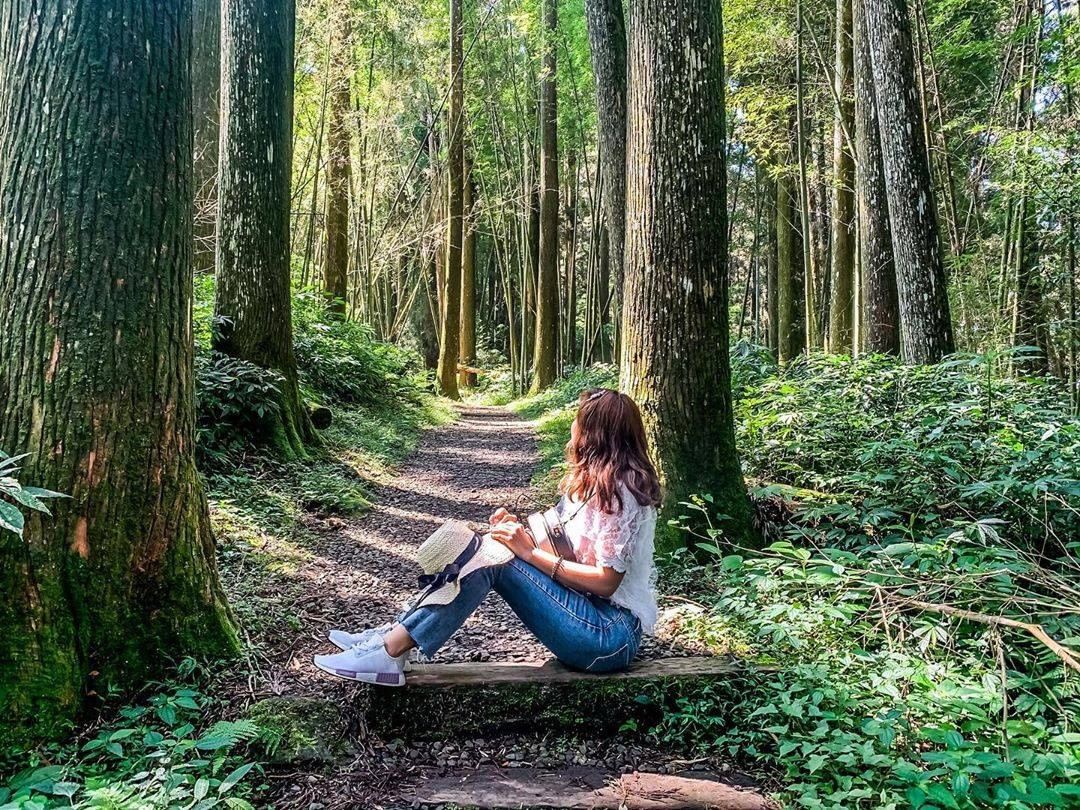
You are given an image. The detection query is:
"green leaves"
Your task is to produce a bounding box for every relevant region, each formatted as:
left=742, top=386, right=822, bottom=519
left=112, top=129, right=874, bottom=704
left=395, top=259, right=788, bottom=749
left=0, top=452, right=68, bottom=537
left=11, top=677, right=263, bottom=809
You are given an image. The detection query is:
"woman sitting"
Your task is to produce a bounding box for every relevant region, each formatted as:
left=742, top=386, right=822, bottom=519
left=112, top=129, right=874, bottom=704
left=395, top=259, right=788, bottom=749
left=313, top=388, right=661, bottom=686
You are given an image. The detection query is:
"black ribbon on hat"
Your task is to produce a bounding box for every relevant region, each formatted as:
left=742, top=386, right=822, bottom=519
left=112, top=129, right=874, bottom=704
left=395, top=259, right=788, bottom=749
left=416, top=533, right=481, bottom=590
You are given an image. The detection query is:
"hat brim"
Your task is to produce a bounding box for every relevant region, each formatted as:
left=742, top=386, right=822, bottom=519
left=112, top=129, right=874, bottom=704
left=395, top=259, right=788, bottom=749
left=411, top=534, right=514, bottom=609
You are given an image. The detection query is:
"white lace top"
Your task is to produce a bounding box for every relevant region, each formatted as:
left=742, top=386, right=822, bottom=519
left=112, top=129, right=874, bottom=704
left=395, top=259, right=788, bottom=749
left=558, top=482, right=658, bottom=633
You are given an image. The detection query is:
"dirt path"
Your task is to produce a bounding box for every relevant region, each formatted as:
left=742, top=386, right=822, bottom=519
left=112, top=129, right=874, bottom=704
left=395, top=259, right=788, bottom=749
left=302, top=404, right=550, bottom=670
left=249, top=405, right=767, bottom=808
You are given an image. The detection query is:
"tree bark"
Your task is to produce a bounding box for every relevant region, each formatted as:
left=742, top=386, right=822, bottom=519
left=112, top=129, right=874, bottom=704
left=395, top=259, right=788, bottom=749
left=863, top=0, right=954, bottom=363
left=0, top=0, right=238, bottom=742
left=583, top=0, right=627, bottom=332
left=217, top=0, right=315, bottom=456
left=437, top=0, right=464, bottom=399
left=765, top=175, right=780, bottom=354
left=828, top=0, right=857, bottom=353
left=621, top=0, right=757, bottom=550
left=531, top=0, right=560, bottom=392
left=459, top=154, right=478, bottom=388
left=777, top=166, right=807, bottom=363
left=323, top=13, right=352, bottom=317
left=193, top=0, right=221, bottom=274
left=854, top=0, right=899, bottom=354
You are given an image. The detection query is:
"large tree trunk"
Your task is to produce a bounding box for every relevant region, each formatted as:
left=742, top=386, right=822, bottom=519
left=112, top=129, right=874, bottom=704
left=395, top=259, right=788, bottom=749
left=854, top=0, right=900, bottom=354
left=583, top=0, right=627, bottom=331
left=621, top=0, right=756, bottom=550
left=217, top=0, right=315, bottom=456
left=0, top=0, right=238, bottom=742
left=531, top=0, right=560, bottom=392
left=863, top=0, right=954, bottom=363
left=437, top=0, right=464, bottom=399
left=323, top=14, right=352, bottom=317
left=828, top=0, right=857, bottom=353
left=776, top=168, right=807, bottom=363
left=193, top=0, right=221, bottom=274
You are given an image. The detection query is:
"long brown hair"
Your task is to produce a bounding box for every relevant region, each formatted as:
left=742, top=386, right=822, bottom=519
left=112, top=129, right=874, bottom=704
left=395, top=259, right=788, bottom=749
left=560, top=388, right=662, bottom=513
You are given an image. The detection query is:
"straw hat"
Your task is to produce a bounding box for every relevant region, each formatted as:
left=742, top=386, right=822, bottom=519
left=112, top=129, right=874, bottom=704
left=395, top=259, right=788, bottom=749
left=408, top=520, right=514, bottom=611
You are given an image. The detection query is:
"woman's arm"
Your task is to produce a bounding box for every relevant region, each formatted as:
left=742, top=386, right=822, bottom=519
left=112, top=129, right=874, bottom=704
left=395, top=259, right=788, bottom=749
left=490, top=522, right=625, bottom=598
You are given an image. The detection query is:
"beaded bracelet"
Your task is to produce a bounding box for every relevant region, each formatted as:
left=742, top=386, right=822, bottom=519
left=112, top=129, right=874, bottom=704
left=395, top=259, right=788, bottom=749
left=551, top=555, right=565, bottom=580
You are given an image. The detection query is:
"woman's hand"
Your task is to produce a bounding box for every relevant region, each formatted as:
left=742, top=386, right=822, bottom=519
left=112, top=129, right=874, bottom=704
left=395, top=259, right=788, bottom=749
left=488, top=507, right=517, bottom=526
left=490, top=521, right=535, bottom=561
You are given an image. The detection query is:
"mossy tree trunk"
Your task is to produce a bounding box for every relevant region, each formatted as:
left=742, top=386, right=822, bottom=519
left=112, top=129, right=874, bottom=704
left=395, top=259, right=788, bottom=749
left=621, top=0, right=757, bottom=551
left=437, top=0, right=464, bottom=400
left=583, top=0, right=627, bottom=336
left=0, top=0, right=238, bottom=743
left=864, top=0, right=954, bottom=363
left=323, top=12, right=352, bottom=318
left=531, top=0, right=561, bottom=393
left=216, top=0, right=316, bottom=455
left=854, top=0, right=900, bottom=354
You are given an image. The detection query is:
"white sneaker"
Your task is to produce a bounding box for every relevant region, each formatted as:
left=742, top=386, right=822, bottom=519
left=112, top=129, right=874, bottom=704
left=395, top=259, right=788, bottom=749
left=313, top=636, right=407, bottom=687
left=328, top=623, right=391, bottom=651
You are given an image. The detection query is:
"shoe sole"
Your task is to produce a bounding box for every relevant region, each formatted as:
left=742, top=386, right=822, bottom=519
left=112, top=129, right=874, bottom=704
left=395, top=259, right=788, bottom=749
left=312, top=656, right=405, bottom=687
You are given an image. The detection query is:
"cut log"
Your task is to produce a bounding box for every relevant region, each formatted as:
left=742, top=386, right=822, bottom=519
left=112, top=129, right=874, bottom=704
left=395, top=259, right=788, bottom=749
left=362, top=655, right=764, bottom=739
left=307, top=403, right=333, bottom=430
left=404, top=656, right=757, bottom=687
left=407, top=766, right=773, bottom=809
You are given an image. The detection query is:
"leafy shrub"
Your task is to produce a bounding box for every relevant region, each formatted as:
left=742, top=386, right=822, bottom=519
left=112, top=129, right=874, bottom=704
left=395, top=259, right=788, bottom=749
left=0, top=660, right=263, bottom=809
left=655, top=524, right=1080, bottom=810
left=291, top=288, right=426, bottom=407
left=730, top=350, right=1080, bottom=554
left=195, top=352, right=285, bottom=462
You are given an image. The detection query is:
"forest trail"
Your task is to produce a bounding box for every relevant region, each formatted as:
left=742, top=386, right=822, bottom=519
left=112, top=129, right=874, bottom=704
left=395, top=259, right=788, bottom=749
left=298, top=404, right=552, bottom=674
left=256, top=406, right=770, bottom=808
left=280, top=404, right=687, bottom=698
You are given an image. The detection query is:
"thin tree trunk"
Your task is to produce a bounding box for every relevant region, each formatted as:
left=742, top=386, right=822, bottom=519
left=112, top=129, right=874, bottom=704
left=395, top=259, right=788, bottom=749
left=776, top=167, right=807, bottom=363
left=531, top=0, right=560, bottom=392
left=217, top=0, right=315, bottom=455
left=864, top=0, right=954, bottom=363
left=621, top=0, right=757, bottom=550
left=828, top=0, right=857, bottom=353
left=766, top=175, right=780, bottom=353
left=437, top=0, right=464, bottom=399
left=193, top=0, right=221, bottom=274
left=0, top=0, right=237, bottom=741
left=583, top=0, right=627, bottom=354
left=563, top=148, right=580, bottom=368
left=459, top=153, right=477, bottom=387
left=795, top=2, right=819, bottom=350
left=323, top=12, right=352, bottom=316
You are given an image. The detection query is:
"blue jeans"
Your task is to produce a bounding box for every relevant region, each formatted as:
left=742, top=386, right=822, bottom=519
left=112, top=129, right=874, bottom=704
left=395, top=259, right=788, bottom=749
left=399, top=557, right=642, bottom=673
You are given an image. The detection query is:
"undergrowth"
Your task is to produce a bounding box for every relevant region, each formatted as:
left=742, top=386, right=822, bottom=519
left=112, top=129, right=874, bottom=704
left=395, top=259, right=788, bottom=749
left=511, top=350, right=1080, bottom=809
left=0, top=660, right=265, bottom=809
